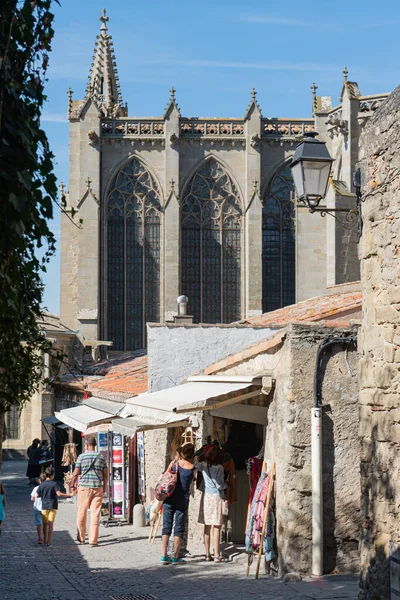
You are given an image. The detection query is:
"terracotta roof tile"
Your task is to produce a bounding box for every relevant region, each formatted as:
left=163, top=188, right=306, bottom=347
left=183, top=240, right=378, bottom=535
left=203, top=289, right=362, bottom=376
left=242, top=290, right=362, bottom=327
left=53, top=351, right=148, bottom=398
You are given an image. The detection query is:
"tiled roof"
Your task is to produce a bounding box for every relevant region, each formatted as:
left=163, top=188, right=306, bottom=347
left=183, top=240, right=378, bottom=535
left=38, top=313, right=76, bottom=335
left=242, top=289, right=362, bottom=327
left=53, top=351, right=148, bottom=398
left=204, top=288, right=362, bottom=375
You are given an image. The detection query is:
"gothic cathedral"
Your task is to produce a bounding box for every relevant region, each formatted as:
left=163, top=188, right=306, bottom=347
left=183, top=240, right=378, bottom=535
left=60, top=11, right=388, bottom=351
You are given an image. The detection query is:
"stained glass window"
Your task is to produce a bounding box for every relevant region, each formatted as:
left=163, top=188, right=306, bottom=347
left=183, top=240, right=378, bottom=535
left=262, top=163, right=296, bottom=313
left=181, top=158, right=242, bottom=323
left=106, top=158, right=161, bottom=350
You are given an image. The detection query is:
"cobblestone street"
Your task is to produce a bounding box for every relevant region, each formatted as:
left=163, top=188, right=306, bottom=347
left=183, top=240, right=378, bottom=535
left=0, top=462, right=359, bottom=600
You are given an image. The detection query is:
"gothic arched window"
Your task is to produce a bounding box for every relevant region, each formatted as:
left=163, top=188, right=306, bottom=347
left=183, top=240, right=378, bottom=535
left=106, top=158, right=161, bottom=350
left=262, top=163, right=296, bottom=313
left=181, top=158, right=242, bottom=324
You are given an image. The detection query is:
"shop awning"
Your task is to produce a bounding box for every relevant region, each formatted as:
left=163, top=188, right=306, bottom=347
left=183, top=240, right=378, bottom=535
left=111, top=416, right=191, bottom=438
left=41, top=415, right=61, bottom=425
left=123, top=376, right=264, bottom=422
left=82, top=397, right=127, bottom=416
left=54, top=405, right=112, bottom=433
left=85, top=422, right=113, bottom=435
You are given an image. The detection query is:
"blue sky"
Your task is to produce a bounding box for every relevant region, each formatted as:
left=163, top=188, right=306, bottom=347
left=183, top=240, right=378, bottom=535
left=42, top=0, right=400, bottom=315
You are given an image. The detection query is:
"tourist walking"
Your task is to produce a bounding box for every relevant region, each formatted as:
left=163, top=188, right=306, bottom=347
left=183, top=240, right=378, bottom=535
left=196, top=445, right=226, bottom=562
left=31, top=472, right=46, bottom=544
left=161, top=443, right=195, bottom=565
left=70, top=435, right=108, bottom=546
left=26, top=438, right=41, bottom=485
left=0, top=482, right=6, bottom=534
left=36, top=466, right=74, bottom=546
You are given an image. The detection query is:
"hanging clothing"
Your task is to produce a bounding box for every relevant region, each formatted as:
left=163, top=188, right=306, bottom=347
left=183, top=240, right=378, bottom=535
left=245, top=471, right=276, bottom=562
left=248, top=457, right=263, bottom=503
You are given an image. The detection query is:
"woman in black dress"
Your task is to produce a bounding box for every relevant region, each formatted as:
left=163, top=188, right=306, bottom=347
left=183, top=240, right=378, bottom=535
left=26, top=439, right=41, bottom=484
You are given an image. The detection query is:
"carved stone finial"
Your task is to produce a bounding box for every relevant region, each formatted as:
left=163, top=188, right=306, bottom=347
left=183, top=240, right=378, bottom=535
left=67, top=88, right=74, bottom=118
left=252, top=178, right=258, bottom=190
left=251, top=88, right=257, bottom=101
left=59, top=181, right=65, bottom=194
left=343, top=66, right=348, bottom=82
left=311, top=82, right=318, bottom=114
left=86, top=176, right=92, bottom=190
left=170, top=86, right=176, bottom=102
left=170, top=178, right=175, bottom=189
left=100, top=8, right=109, bottom=30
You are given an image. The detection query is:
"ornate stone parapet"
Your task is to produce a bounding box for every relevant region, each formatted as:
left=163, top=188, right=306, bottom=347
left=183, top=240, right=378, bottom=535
left=180, top=118, right=245, bottom=138
left=101, top=118, right=165, bottom=136
left=357, top=93, right=390, bottom=127
left=261, top=118, right=314, bottom=141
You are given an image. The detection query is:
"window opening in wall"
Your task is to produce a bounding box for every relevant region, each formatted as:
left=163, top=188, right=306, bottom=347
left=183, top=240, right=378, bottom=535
left=3, top=405, right=20, bottom=440
left=262, top=163, right=296, bottom=313
left=106, top=158, right=161, bottom=351
left=181, top=158, right=242, bottom=323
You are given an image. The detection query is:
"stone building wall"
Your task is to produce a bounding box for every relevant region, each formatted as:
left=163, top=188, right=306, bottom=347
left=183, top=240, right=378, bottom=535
left=147, top=323, right=274, bottom=392
left=358, top=84, right=400, bottom=599
left=209, top=324, right=360, bottom=575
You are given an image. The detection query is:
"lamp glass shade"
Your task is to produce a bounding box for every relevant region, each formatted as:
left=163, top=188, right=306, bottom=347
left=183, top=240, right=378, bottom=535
left=291, top=162, right=305, bottom=201
left=302, top=160, right=331, bottom=200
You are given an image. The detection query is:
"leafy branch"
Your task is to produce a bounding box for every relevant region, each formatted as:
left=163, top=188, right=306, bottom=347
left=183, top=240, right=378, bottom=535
left=0, top=0, right=59, bottom=419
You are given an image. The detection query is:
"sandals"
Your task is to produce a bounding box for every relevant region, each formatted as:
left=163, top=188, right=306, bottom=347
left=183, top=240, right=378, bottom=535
left=205, top=555, right=212, bottom=562
left=214, top=555, right=225, bottom=563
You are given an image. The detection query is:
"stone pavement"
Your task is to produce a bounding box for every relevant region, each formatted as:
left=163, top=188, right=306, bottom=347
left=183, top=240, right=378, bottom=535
left=0, top=461, right=360, bottom=600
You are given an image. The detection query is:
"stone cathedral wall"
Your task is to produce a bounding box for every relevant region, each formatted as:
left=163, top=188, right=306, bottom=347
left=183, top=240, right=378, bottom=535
left=358, top=85, right=400, bottom=599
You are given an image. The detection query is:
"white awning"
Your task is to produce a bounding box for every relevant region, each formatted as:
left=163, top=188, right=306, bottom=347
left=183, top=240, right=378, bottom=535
left=111, top=416, right=190, bottom=438
left=124, top=376, right=262, bottom=420
left=55, top=406, right=112, bottom=433
left=82, top=397, right=127, bottom=416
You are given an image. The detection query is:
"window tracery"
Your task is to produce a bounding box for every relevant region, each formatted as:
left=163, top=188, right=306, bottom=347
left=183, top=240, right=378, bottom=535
left=106, top=158, right=161, bottom=350
left=262, top=163, right=296, bottom=313
left=181, top=159, right=242, bottom=323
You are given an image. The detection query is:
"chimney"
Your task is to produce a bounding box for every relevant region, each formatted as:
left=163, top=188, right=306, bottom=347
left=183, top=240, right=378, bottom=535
left=173, top=295, right=194, bottom=325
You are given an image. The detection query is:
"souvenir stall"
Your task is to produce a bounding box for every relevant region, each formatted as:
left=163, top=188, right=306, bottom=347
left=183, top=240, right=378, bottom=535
left=84, top=425, right=131, bottom=526
left=54, top=402, right=132, bottom=524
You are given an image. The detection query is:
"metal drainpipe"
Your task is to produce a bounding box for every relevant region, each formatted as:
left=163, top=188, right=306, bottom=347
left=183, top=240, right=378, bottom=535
left=311, top=336, right=356, bottom=576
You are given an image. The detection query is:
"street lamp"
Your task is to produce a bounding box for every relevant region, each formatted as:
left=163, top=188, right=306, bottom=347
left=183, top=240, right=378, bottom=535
left=290, top=132, right=363, bottom=238
left=290, top=132, right=334, bottom=212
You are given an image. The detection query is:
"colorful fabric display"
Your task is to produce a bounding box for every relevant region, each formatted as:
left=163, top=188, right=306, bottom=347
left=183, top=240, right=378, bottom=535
left=245, top=470, right=276, bottom=562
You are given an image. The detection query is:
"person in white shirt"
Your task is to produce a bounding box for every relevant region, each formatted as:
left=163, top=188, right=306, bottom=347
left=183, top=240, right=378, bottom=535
left=31, top=472, right=46, bottom=544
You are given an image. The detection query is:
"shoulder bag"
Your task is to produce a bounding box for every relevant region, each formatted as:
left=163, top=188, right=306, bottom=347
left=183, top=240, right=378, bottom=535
left=155, top=460, right=178, bottom=501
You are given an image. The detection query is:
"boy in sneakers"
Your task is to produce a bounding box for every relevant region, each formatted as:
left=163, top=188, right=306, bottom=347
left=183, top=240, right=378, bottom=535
left=31, top=472, right=46, bottom=544
left=37, top=466, right=74, bottom=546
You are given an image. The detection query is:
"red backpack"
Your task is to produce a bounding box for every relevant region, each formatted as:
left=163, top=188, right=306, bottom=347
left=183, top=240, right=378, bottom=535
left=155, top=461, right=178, bottom=501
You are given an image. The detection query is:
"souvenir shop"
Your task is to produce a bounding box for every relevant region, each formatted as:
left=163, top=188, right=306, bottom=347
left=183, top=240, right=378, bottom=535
left=118, top=375, right=277, bottom=572
left=54, top=402, right=134, bottom=525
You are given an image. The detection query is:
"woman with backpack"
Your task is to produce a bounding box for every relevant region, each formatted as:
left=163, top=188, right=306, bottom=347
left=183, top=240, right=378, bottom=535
left=160, top=443, right=195, bottom=565
left=195, top=445, right=227, bottom=562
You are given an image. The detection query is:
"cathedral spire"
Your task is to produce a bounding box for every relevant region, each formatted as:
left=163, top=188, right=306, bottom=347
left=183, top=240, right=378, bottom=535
left=85, top=9, right=125, bottom=116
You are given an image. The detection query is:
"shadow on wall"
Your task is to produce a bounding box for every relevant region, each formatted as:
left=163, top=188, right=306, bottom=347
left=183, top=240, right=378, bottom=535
left=359, top=423, right=395, bottom=600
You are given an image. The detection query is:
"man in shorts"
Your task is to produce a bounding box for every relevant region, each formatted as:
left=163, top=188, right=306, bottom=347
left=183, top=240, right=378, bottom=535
left=37, top=466, right=74, bottom=546
left=71, top=435, right=108, bottom=546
